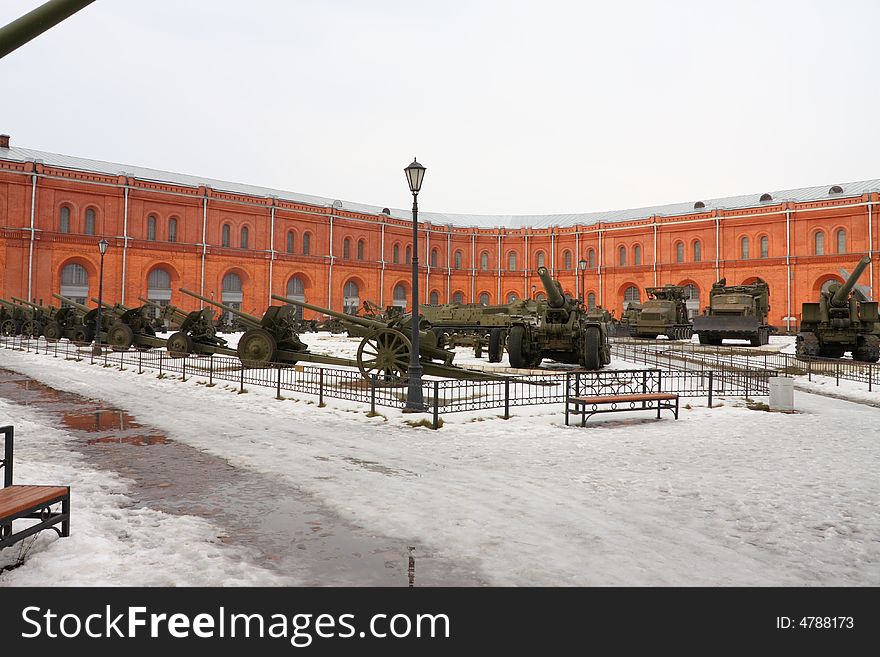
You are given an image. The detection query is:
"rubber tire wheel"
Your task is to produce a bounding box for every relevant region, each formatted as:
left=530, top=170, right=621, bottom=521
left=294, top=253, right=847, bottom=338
left=508, top=325, right=527, bottom=368
left=582, top=326, right=601, bottom=370
left=237, top=328, right=278, bottom=365
left=108, top=322, right=135, bottom=351
left=43, top=321, right=63, bottom=342
left=488, top=328, right=504, bottom=363
left=167, top=331, right=194, bottom=358
left=73, top=326, right=94, bottom=345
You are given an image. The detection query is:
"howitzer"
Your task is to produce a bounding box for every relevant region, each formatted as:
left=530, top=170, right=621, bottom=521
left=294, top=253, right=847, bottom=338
left=88, top=297, right=159, bottom=351
left=0, top=0, right=96, bottom=60
left=11, top=297, right=68, bottom=340
left=831, top=256, right=871, bottom=307
left=138, top=296, right=228, bottom=356
left=0, top=298, right=30, bottom=336
left=50, top=294, right=96, bottom=343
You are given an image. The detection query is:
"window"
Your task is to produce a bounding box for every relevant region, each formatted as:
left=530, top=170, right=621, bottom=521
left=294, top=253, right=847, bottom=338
left=588, top=248, right=595, bottom=269
left=357, top=239, right=365, bottom=261
left=393, top=244, right=400, bottom=264
left=836, top=229, right=846, bottom=254
left=507, top=292, right=518, bottom=303
left=59, top=206, right=70, bottom=233
left=454, top=250, right=462, bottom=270
left=147, top=267, right=172, bottom=302
left=168, top=217, right=177, bottom=243
left=429, top=291, right=439, bottom=305
left=536, top=251, right=545, bottom=269
left=222, top=224, right=231, bottom=248
left=60, top=263, right=88, bottom=302
left=693, top=240, right=701, bottom=262
left=240, top=226, right=249, bottom=250
left=287, top=277, right=306, bottom=320
left=740, top=237, right=749, bottom=260
left=624, top=285, right=640, bottom=303
left=222, top=272, right=242, bottom=295
left=683, top=283, right=699, bottom=319
left=479, top=292, right=490, bottom=306
left=508, top=251, right=517, bottom=271
left=343, top=281, right=359, bottom=315
left=287, top=231, right=295, bottom=254
left=587, top=292, right=596, bottom=310
left=405, top=245, right=412, bottom=265
left=814, top=231, right=825, bottom=255
left=392, top=283, right=407, bottom=308
left=760, top=236, right=769, bottom=259
left=431, top=248, right=438, bottom=268
left=302, top=232, right=311, bottom=255
left=148, top=215, right=157, bottom=241
left=343, top=238, right=351, bottom=260
left=633, top=245, right=641, bottom=266
left=480, top=251, right=489, bottom=271
left=563, top=250, right=572, bottom=270
left=452, top=291, right=464, bottom=304
left=618, top=246, right=626, bottom=267
left=675, top=241, right=684, bottom=263
left=85, top=209, right=95, bottom=236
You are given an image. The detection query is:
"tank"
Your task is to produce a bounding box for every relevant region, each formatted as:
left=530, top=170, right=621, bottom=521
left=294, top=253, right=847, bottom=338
left=630, top=286, right=693, bottom=340
left=611, top=301, right=642, bottom=337
left=505, top=267, right=611, bottom=369
left=796, top=256, right=879, bottom=361
left=692, top=278, right=773, bottom=346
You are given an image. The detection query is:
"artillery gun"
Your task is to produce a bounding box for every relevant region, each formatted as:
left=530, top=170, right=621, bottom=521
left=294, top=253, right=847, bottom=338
left=629, top=286, right=693, bottom=340
left=11, top=297, right=74, bottom=341
left=796, top=256, right=879, bottom=361
left=505, top=267, right=610, bottom=370
left=90, top=298, right=164, bottom=351
left=692, top=278, right=773, bottom=346
left=51, top=294, right=100, bottom=343
left=0, top=298, right=30, bottom=336
left=137, top=297, right=228, bottom=357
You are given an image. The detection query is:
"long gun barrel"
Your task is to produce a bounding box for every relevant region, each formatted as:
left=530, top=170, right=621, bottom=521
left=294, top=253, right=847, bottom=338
left=90, top=297, right=131, bottom=314
left=10, top=296, right=42, bottom=310
left=179, top=288, right=262, bottom=326
left=137, top=296, right=189, bottom=324
left=537, top=266, right=566, bottom=308
left=271, top=294, right=389, bottom=331
left=831, top=256, right=871, bottom=306
left=0, top=0, right=96, bottom=60
left=52, top=294, right=91, bottom=313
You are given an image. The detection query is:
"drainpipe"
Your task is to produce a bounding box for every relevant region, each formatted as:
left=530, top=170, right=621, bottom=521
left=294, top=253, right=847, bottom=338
left=550, top=230, right=555, bottom=275
left=425, top=224, right=430, bottom=303
left=446, top=228, right=451, bottom=302
left=471, top=230, right=476, bottom=302
left=121, top=179, right=129, bottom=304
left=652, top=219, right=658, bottom=287
left=497, top=230, right=501, bottom=302
left=380, top=221, right=385, bottom=306
left=523, top=230, right=529, bottom=297
left=268, top=201, right=276, bottom=306
left=785, top=207, right=792, bottom=333
left=199, top=191, right=208, bottom=308
left=715, top=212, right=720, bottom=282
left=575, top=230, right=579, bottom=293
left=328, top=213, right=334, bottom=308
left=27, top=168, right=36, bottom=300
left=869, top=198, right=874, bottom=297
left=597, top=225, right=603, bottom=306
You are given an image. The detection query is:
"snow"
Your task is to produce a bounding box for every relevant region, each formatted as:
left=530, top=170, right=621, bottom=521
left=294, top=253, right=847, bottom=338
left=1, top=338, right=879, bottom=586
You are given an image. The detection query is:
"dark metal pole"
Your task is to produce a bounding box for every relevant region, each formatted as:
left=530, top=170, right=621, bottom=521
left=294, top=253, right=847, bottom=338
left=94, top=250, right=105, bottom=355
left=0, top=0, right=96, bottom=60
left=405, top=193, right=425, bottom=411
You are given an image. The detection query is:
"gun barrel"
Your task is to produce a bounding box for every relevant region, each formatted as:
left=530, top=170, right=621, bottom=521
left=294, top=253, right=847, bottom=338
left=831, top=256, right=871, bottom=306
left=179, top=288, right=261, bottom=326
left=271, top=294, right=387, bottom=330
left=52, top=294, right=91, bottom=313
left=537, top=267, right=565, bottom=308
left=10, top=296, right=41, bottom=310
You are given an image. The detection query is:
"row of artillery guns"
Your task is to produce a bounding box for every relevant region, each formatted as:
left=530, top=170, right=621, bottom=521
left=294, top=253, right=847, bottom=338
left=0, top=296, right=94, bottom=343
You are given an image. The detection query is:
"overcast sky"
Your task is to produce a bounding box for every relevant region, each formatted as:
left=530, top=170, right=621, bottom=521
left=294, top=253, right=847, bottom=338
left=2, top=0, right=879, bottom=216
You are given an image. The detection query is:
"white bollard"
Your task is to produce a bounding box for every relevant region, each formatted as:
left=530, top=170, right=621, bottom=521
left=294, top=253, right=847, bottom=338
left=769, top=376, right=794, bottom=411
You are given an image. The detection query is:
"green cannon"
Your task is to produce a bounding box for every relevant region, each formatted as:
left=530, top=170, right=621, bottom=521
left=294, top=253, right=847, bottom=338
left=137, top=297, right=228, bottom=357
left=11, top=297, right=68, bottom=340
left=51, top=294, right=99, bottom=343
left=0, top=298, right=30, bottom=336
left=89, top=297, right=163, bottom=351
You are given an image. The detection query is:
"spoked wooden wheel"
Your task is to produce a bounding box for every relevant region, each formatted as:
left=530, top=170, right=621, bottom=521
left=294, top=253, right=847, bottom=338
left=357, top=328, right=411, bottom=383
left=21, top=319, right=42, bottom=338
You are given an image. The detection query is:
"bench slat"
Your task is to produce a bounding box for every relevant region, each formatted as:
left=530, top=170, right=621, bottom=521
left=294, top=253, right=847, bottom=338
left=0, top=485, right=69, bottom=519
left=569, top=393, right=678, bottom=404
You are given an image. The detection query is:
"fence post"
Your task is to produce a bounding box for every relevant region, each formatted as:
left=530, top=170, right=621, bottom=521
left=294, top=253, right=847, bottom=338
left=159, top=350, right=163, bottom=378
left=504, top=377, right=510, bottom=419
left=869, top=363, right=873, bottom=392
left=239, top=364, right=245, bottom=393
left=276, top=363, right=282, bottom=399
left=182, top=356, right=186, bottom=382
left=319, top=368, right=324, bottom=407
left=808, top=359, right=812, bottom=382
left=209, top=356, right=214, bottom=386
left=138, top=349, right=143, bottom=375
left=565, top=373, right=570, bottom=426
left=708, top=371, right=713, bottom=408
left=433, top=381, right=440, bottom=429
left=836, top=361, right=839, bottom=386
left=104, top=347, right=108, bottom=367
left=370, top=374, right=377, bottom=415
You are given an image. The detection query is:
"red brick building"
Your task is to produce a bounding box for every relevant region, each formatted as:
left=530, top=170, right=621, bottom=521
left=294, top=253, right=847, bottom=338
left=1, top=134, right=877, bottom=331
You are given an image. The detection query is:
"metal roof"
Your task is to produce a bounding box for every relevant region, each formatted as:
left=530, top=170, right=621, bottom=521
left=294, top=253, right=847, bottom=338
left=2, top=144, right=879, bottom=229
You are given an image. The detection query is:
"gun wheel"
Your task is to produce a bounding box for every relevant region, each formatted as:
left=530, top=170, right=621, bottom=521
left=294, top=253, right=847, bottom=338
left=237, top=328, right=277, bottom=365
left=357, top=328, right=411, bottom=383
left=43, top=321, right=63, bottom=342
left=108, top=322, right=134, bottom=351
left=21, top=319, right=42, bottom=338
left=1, top=319, right=18, bottom=336
left=167, top=331, right=194, bottom=358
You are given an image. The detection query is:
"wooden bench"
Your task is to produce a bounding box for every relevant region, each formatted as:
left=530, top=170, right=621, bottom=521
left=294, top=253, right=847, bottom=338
left=0, top=425, right=70, bottom=550
left=564, top=370, right=680, bottom=426
left=566, top=392, right=679, bottom=426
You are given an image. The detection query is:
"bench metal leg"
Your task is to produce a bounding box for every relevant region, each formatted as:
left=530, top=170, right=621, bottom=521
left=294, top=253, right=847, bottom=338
left=61, top=495, right=70, bottom=537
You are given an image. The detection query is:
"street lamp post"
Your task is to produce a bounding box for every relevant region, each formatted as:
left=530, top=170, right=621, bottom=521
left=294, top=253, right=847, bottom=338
left=578, top=258, right=588, bottom=305
left=94, top=238, right=109, bottom=354
left=404, top=158, right=426, bottom=412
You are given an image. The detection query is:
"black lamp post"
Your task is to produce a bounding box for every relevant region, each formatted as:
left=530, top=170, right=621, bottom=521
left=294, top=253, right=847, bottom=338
left=578, top=258, right=588, bottom=305
left=404, top=158, right=426, bottom=411
left=94, top=238, right=109, bottom=354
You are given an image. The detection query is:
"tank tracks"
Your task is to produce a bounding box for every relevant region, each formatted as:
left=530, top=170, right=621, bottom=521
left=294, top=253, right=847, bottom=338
left=853, top=335, right=880, bottom=363
left=795, top=332, right=820, bottom=358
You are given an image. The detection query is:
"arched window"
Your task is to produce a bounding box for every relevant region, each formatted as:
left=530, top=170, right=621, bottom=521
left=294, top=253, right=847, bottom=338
left=507, top=292, right=518, bottom=303
left=633, top=245, right=641, bottom=266
left=343, top=238, right=351, bottom=260
left=431, top=248, right=438, bottom=268
left=240, top=226, right=249, bottom=250
left=452, top=291, right=464, bottom=304
left=760, top=236, right=769, bottom=259
left=221, top=272, right=242, bottom=297
left=618, top=246, right=626, bottom=267
left=675, top=241, right=684, bottom=263
left=147, top=215, right=157, bottom=241
left=563, top=250, right=572, bottom=270
left=392, top=283, right=407, bottom=308
left=357, top=239, right=365, bottom=261
left=624, top=285, right=640, bottom=303
left=147, top=267, right=172, bottom=303
left=587, top=292, right=596, bottom=310
left=740, top=237, right=749, bottom=260
left=286, top=277, right=306, bottom=319
left=588, top=248, right=596, bottom=269
left=429, top=291, right=440, bottom=305
left=536, top=251, right=545, bottom=269
left=405, top=245, right=412, bottom=264
left=393, top=244, right=400, bottom=264
left=453, top=250, right=462, bottom=270
left=480, top=251, right=489, bottom=271
left=85, top=208, right=96, bottom=236
left=508, top=251, right=517, bottom=271
left=814, top=231, right=825, bottom=255
left=836, top=229, right=846, bottom=254
left=682, top=283, right=699, bottom=319
left=693, top=240, right=701, bottom=262
left=60, top=263, right=88, bottom=303
left=221, top=223, right=231, bottom=248
left=479, top=292, right=490, bottom=306
left=287, top=231, right=295, bottom=254
left=343, top=281, right=359, bottom=315
left=168, top=217, right=178, bottom=243
left=59, top=206, right=71, bottom=233
left=302, top=232, right=311, bottom=255
left=536, top=293, right=546, bottom=302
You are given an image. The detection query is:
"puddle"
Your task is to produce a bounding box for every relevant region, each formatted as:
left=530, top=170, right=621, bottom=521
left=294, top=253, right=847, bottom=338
left=0, top=368, right=486, bottom=586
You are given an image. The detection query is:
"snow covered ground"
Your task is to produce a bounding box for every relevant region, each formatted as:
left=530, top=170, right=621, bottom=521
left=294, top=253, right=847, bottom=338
left=1, top=338, right=878, bottom=586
